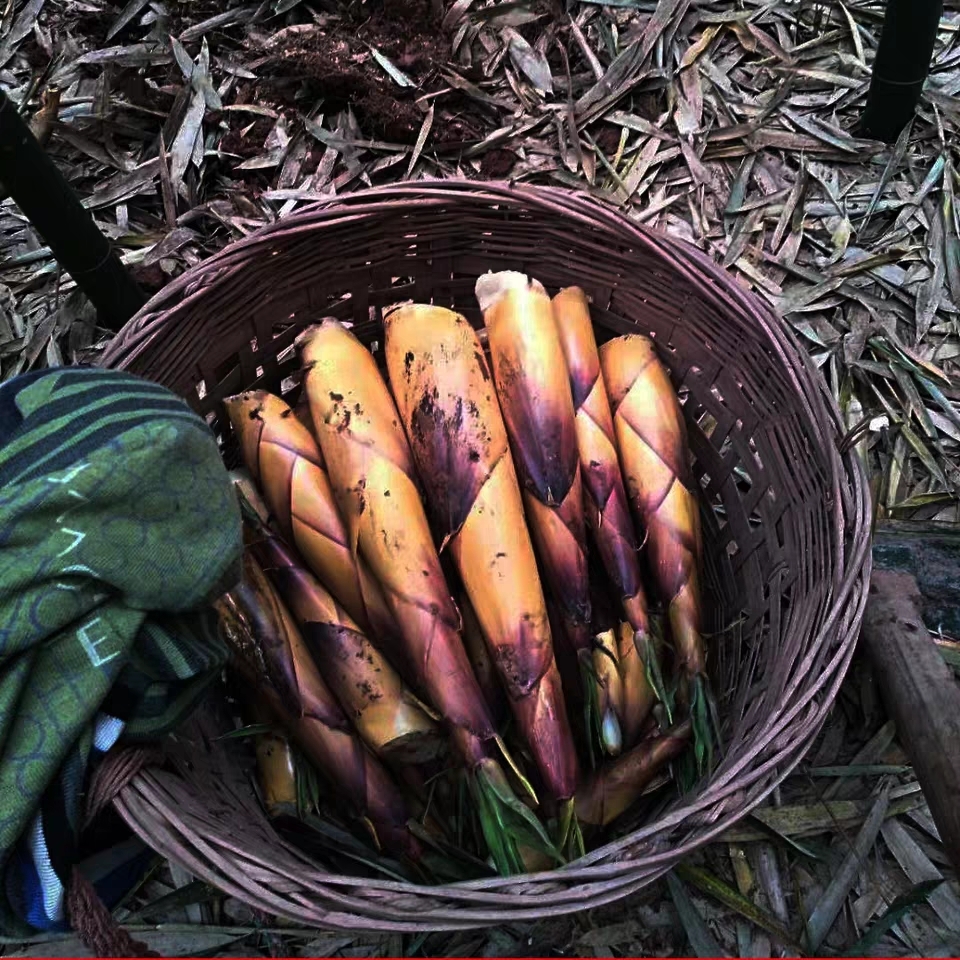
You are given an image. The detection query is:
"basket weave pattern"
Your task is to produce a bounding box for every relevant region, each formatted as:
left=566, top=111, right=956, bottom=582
left=101, top=181, right=871, bottom=930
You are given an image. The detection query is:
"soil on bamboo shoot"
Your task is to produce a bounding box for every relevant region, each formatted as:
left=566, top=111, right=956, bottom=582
left=384, top=302, right=579, bottom=807
left=476, top=272, right=600, bottom=760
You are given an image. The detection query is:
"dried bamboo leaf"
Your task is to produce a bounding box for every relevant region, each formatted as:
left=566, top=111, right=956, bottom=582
left=805, top=785, right=891, bottom=952
left=0, top=0, right=47, bottom=67
left=680, top=25, right=719, bottom=68
left=900, top=422, right=950, bottom=491
left=842, top=880, right=945, bottom=958
left=666, top=872, right=728, bottom=958
left=405, top=105, right=434, bottom=177
left=862, top=122, right=913, bottom=227
left=917, top=197, right=947, bottom=342
left=369, top=46, right=416, bottom=88
left=881, top=818, right=960, bottom=932
left=675, top=863, right=801, bottom=951
left=169, top=88, right=205, bottom=195
left=106, top=0, right=151, bottom=41
left=504, top=28, right=553, bottom=94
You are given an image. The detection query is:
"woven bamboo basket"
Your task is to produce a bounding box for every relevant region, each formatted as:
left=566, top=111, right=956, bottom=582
left=99, top=181, right=871, bottom=931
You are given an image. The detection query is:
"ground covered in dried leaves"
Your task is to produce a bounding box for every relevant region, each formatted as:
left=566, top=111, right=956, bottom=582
left=2, top=0, right=960, bottom=954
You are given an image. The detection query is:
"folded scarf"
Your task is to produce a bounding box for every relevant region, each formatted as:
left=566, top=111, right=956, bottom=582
left=0, top=366, right=242, bottom=935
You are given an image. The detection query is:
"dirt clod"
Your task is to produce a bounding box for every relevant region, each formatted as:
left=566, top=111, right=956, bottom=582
left=258, top=0, right=447, bottom=143
left=479, top=149, right=518, bottom=178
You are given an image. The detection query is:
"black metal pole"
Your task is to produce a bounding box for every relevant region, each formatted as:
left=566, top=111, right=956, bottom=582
left=859, top=0, right=943, bottom=143
left=0, top=89, right=146, bottom=331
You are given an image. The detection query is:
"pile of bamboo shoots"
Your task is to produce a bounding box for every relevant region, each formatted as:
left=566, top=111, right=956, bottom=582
left=215, top=271, right=715, bottom=877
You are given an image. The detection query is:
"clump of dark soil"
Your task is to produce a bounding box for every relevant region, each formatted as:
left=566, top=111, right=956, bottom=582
left=130, top=262, right=172, bottom=295
left=431, top=93, right=486, bottom=146
left=633, top=90, right=666, bottom=121
left=258, top=0, right=449, bottom=143
left=219, top=117, right=277, bottom=158
left=592, top=125, right=621, bottom=157
left=479, top=148, right=517, bottom=177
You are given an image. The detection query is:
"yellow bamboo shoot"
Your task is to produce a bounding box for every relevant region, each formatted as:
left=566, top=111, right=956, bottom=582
left=553, top=287, right=658, bottom=746
left=216, top=556, right=419, bottom=859
left=224, top=390, right=398, bottom=649
left=385, top=303, right=579, bottom=804
left=475, top=273, right=599, bottom=739
left=599, top=334, right=711, bottom=766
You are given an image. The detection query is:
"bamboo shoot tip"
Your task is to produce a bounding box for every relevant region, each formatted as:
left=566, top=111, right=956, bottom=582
left=295, top=317, right=344, bottom=350
left=475, top=270, right=547, bottom=311
left=383, top=299, right=415, bottom=323
left=223, top=388, right=267, bottom=409
left=555, top=285, right=589, bottom=304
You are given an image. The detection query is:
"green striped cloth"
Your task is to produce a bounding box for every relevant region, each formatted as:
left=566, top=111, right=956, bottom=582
left=0, top=366, right=242, bottom=934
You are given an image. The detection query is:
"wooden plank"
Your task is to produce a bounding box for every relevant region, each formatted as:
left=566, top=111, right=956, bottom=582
left=860, top=569, right=960, bottom=876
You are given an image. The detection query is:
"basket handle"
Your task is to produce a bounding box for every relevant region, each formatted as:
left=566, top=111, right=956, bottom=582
left=62, top=745, right=167, bottom=958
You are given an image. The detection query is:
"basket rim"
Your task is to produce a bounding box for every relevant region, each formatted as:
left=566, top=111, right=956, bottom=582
left=103, top=179, right=873, bottom=924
